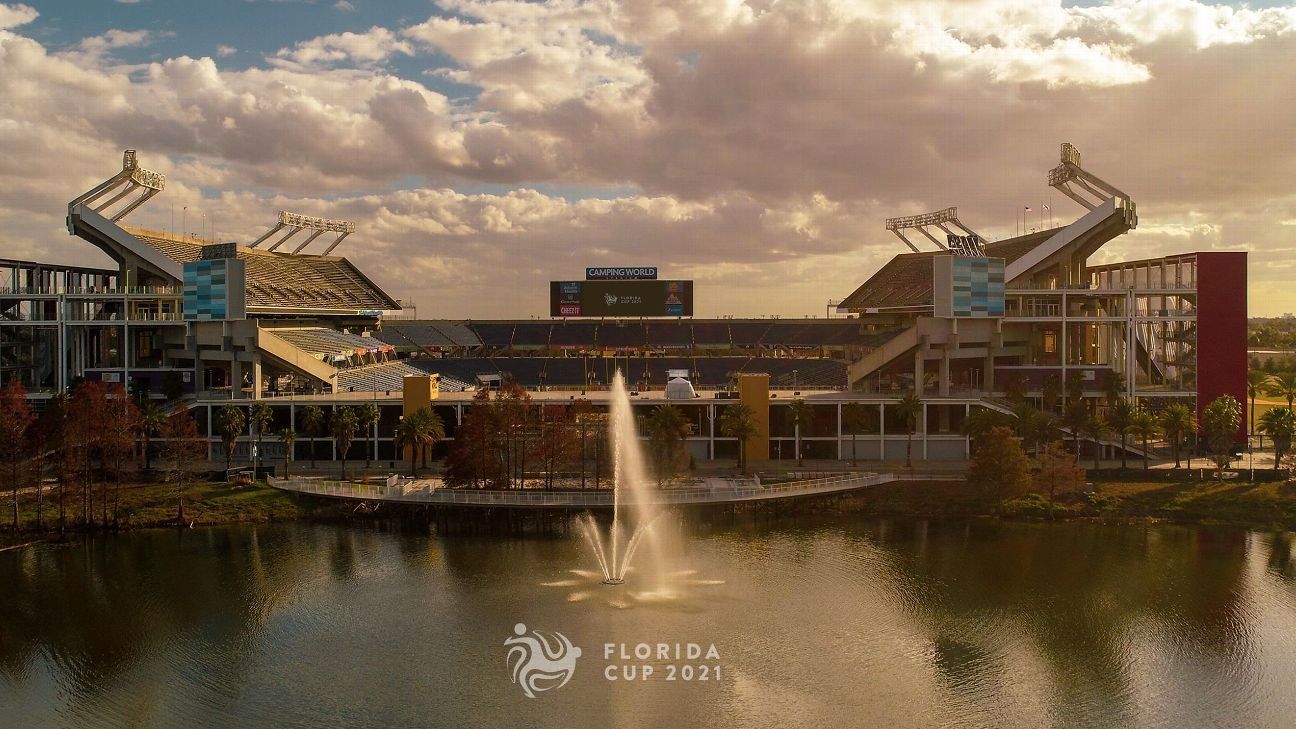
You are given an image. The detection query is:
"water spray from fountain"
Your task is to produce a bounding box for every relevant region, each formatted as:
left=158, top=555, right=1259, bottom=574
left=581, top=370, right=665, bottom=586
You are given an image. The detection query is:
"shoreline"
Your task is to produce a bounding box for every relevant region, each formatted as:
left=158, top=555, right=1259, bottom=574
left=5, top=474, right=1295, bottom=547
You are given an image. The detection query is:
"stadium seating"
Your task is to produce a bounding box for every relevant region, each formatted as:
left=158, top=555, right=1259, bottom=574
left=270, top=327, right=391, bottom=364
left=646, top=322, right=692, bottom=348
left=598, top=322, right=647, bottom=349
left=336, top=360, right=471, bottom=392
left=124, top=227, right=397, bottom=311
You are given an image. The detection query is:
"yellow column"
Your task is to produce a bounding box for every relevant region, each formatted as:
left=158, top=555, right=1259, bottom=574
left=401, top=375, right=439, bottom=459
left=737, top=373, right=770, bottom=463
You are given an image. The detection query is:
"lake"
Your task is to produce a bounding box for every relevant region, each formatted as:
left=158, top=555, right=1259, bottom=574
left=3, top=517, right=1296, bottom=728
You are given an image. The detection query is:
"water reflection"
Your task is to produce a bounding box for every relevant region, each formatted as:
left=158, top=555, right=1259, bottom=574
left=1, top=519, right=1294, bottom=728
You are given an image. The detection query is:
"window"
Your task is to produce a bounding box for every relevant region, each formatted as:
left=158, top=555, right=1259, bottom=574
left=1043, top=331, right=1057, bottom=354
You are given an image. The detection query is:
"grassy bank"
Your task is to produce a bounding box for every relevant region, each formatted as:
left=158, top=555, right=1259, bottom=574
left=8, top=480, right=345, bottom=537
left=836, top=475, right=1296, bottom=530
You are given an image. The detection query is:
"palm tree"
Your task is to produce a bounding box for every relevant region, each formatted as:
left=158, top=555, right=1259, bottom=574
left=1128, top=409, right=1159, bottom=470
left=1062, top=401, right=1089, bottom=457
left=394, top=407, right=445, bottom=476
left=214, top=404, right=246, bottom=475
left=138, top=401, right=167, bottom=470
left=300, top=405, right=325, bottom=469
left=1080, top=415, right=1110, bottom=470
left=718, top=403, right=758, bottom=474
left=893, top=392, right=923, bottom=469
left=1159, top=403, right=1196, bottom=470
left=1248, top=369, right=1275, bottom=438
left=841, top=402, right=871, bottom=467
left=645, top=405, right=692, bottom=484
left=1103, top=371, right=1126, bottom=406
left=1107, top=398, right=1135, bottom=470
left=356, top=402, right=381, bottom=469
left=277, top=428, right=297, bottom=479
left=332, top=406, right=359, bottom=481
left=785, top=398, right=810, bottom=467
left=1268, top=372, right=1296, bottom=410
left=1258, top=406, right=1296, bottom=472
left=249, top=401, right=273, bottom=479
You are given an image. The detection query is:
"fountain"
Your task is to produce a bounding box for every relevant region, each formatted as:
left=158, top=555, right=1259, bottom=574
left=580, top=370, right=665, bottom=586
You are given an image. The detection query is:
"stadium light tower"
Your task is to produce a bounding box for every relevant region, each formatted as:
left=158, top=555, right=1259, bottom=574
left=248, top=211, right=357, bottom=255
left=884, top=206, right=985, bottom=256
left=67, top=150, right=166, bottom=223
left=1048, top=143, right=1133, bottom=213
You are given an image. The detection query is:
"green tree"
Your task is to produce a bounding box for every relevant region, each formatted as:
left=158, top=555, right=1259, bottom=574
left=214, top=404, right=246, bottom=475
left=1202, top=394, right=1243, bottom=477
left=277, top=428, right=297, bottom=479
left=1042, top=374, right=1063, bottom=414
left=785, top=398, right=810, bottom=467
left=138, top=401, right=167, bottom=470
left=893, top=392, right=923, bottom=469
left=356, top=402, right=381, bottom=469
left=396, top=407, right=445, bottom=477
left=1102, top=371, right=1126, bottom=406
left=249, top=401, right=273, bottom=480
left=968, top=426, right=1031, bottom=500
left=332, top=406, right=359, bottom=481
left=1107, top=398, right=1135, bottom=470
left=0, top=380, right=34, bottom=531
left=646, top=405, right=692, bottom=484
left=1065, top=370, right=1085, bottom=405
left=1015, top=403, right=1057, bottom=456
left=1080, top=415, right=1110, bottom=470
left=1127, top=409, right=1160, bottom=470
left=841, top=402, right=872, bottom=467
left=1258, top=406, right=1296, bottom=473
left=718, top=403, right=758, bottom=474
left=1268, top=372, right=1296, bottom=410
left=1062, top=401, right=1089, bottom=456
left=1158, top=403, right=1197, bottom=470
left=1248, top=369, right=1275, bottom=436
left=300, top=405, right=325, bottom=469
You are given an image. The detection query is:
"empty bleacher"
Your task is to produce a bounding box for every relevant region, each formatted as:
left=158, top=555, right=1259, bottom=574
left=123, top=227, right=398, bottom=312
left=336, top=360, right=471, bottom=392
left=269, top=327, right=392, bottom=365
left=598, top=321, right=647, bottom=349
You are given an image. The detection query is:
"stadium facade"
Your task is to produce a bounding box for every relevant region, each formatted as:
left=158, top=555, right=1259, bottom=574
left=0, top=146, right=1246, bottom=465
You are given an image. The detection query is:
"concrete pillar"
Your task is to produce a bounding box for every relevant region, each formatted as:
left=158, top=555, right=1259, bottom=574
left=913, top=351, right=924, bottom=396
left=230, top=359, right=242, bottom=400
left=939, top=354, right=950, bottom=397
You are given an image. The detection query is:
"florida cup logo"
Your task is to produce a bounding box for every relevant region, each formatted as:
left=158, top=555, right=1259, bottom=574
left=505, top=623, right=582, bottom=698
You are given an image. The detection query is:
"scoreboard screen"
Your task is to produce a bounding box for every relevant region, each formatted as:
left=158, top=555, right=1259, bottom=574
left=550, top=280, right=693, bottom=317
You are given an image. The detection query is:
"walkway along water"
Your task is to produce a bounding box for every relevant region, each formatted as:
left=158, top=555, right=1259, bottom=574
left=271, top=471, right=962, bottom=510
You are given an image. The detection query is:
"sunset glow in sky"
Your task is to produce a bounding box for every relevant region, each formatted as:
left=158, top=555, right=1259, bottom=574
left=2, top=0, right=1294, bottom=316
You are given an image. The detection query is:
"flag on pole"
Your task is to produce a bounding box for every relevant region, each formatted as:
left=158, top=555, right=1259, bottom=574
left=1024, top=205, right=1032, bottom=211
left=1042, top=204, right=1050, bottom=211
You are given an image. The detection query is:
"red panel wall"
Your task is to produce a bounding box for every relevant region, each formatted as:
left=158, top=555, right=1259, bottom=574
left=1194, top=251, right=1248, bottom=439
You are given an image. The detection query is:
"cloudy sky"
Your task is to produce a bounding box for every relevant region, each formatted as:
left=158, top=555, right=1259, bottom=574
left=2, top=0, right=1295, bottom=317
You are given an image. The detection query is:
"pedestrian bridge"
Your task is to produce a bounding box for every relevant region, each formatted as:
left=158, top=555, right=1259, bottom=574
left=274, top=471, right=958, bottom=509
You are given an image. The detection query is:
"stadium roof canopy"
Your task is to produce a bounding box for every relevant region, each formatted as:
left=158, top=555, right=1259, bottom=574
left=123, top=226, right=399, bottom=314
left=837, top=227, right=1060, bottom=312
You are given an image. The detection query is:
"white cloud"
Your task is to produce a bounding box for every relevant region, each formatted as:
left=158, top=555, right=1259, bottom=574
left=0, top=3, right=36, bottom=30
left=4, top=0, right=1296, bottom=315
left=216, top=45, right=236, bottom=57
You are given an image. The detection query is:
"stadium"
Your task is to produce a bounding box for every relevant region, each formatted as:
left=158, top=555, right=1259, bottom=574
left=0, top=144, right=1246, bottom=466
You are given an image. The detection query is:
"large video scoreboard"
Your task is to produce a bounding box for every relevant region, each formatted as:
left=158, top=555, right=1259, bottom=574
left=550, top=279, right=693, bottom=317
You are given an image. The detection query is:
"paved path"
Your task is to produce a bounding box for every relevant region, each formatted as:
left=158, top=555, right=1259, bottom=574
left=273, top=471, right=958, bottom=509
